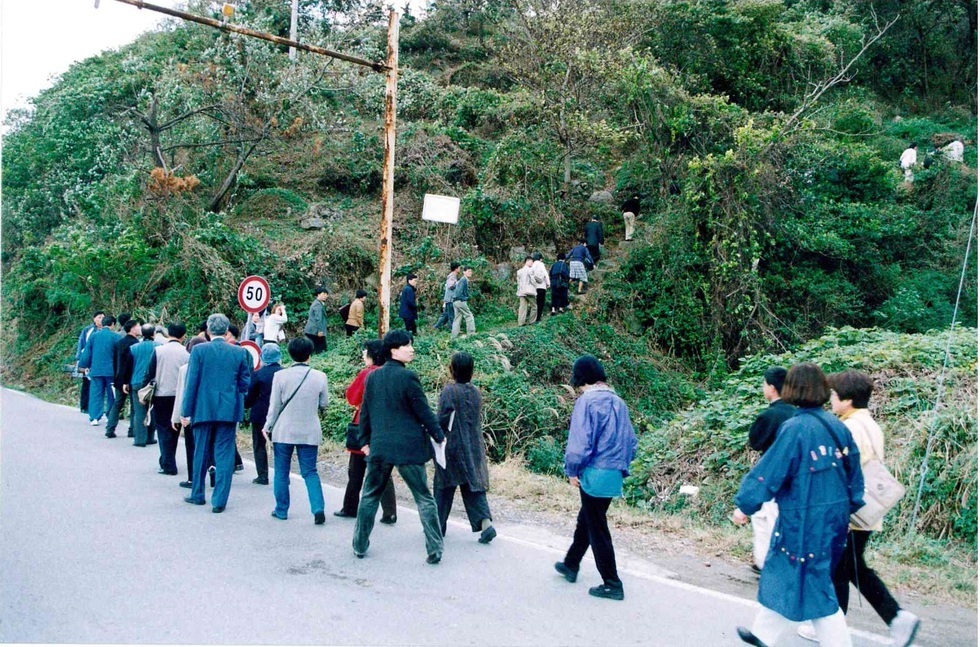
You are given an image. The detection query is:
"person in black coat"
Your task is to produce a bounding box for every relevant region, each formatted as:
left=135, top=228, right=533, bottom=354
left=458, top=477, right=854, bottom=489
left=584, top=215, right=604, bottom=263
left=353, top=330, right=446, bottom=564
left=746, top=366, right=796, bottom=573
left=398, top=274, right=419, bottom=335
left=243, top=343, right=284, bottom=485
left=107, top=319, right=140, bottom=438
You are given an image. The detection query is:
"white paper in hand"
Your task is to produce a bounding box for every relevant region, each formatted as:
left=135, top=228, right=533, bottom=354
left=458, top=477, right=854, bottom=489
left=431, top=438, right=447, bottom=469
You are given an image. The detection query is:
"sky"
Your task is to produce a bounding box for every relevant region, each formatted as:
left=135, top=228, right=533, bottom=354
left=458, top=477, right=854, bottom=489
left=0, top=0, right=183, bottom=121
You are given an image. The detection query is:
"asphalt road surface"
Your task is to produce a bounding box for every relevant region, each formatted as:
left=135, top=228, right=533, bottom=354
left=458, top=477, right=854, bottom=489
left=0, top=388, right=927, bottom=645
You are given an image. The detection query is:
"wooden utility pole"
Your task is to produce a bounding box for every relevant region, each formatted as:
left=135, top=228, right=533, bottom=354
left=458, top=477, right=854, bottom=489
left=376, top=9, right=399, bottom=338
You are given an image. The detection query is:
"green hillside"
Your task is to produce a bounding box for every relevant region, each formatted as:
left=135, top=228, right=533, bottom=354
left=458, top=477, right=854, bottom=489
left=1, top=0, right=976, bottom=565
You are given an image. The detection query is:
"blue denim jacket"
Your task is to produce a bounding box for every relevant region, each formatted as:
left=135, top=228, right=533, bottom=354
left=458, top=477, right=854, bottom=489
left=564, top=386, right=638, bottom=477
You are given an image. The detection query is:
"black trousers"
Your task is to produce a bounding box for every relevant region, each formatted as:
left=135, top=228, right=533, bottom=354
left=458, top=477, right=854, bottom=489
left=833, top=530, right=900, bottom=624
left=251, top=420, right=269, bottom=480
left=551, top=286, right=570, bottom=310
left=535, top=289, right=547, bottom=322
left=340, top=452, right=395, bottom=517
left=153, top=396, right=179, bottom=474
left=345, top=324, right=359, bottom=337
left=587, top=244, right=601, bottom=263
left=402, top=318, right=417, bottom=335
left=183, top=425, right=196, bottom=481
left=433, top=476, right=492, bottom=536
left=306, top=333, right=326, bottom=354
left=563, top=488, right=620, bottom=585
left=80, top=377, right=90, bottom=413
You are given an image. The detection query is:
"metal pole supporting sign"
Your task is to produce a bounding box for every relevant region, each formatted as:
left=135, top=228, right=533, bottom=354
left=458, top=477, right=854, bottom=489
left=238, top=275, right=271, bottom=313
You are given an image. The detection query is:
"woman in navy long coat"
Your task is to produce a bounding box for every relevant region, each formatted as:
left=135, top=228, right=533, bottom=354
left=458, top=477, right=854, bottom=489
left=732, top=363, right=865, bottom=647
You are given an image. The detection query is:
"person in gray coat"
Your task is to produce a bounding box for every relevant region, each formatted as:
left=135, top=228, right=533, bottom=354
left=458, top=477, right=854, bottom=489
left=263, top=337, right=329, bottom=524
left=434, top=352, right=495, bottom=544
left=304, top=286, right=329, bottom=355
left=353, top=330, right=446, bottom=564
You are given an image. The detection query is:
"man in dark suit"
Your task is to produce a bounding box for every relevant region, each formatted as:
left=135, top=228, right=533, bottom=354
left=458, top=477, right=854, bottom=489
left=746, top=366, right=796, bottom=573
left=584, top=215, right=604, bottom=264
left=180, top=313, right=252, bottom=513
left=243, top=343, right=284, bottom=485
left=106, top=320, right=141, bottom=438
left=353, top=330, right=446, bottom=564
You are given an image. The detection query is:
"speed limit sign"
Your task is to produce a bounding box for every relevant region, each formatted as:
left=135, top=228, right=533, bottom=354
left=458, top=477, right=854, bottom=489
left=238, top=275, right=270, bottom=313
left=240, top=340, right=261, bottom=371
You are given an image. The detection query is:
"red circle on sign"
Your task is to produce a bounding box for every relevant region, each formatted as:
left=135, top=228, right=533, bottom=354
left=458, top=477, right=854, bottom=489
left=240, top=340, right=261, bottom=371
left=238, top=275, right=270, bottom=313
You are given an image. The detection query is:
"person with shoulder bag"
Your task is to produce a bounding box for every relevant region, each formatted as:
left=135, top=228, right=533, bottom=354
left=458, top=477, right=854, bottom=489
left=798, top=371, right=920, bottom=647
left=334, top=339, right=397, bottom=523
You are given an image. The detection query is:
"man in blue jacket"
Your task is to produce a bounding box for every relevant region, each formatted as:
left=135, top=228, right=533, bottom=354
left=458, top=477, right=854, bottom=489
left=78, top=314, right=119, bottom=429
left=180, top=313, right=252, bottom=513
left=128, top=324, right=159, bottom=448
left=76, top=310, right=105, bottom=414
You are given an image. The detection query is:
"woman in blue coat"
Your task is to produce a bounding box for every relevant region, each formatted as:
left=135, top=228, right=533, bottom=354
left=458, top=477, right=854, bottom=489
left=732, top=362, right=865, bottom=646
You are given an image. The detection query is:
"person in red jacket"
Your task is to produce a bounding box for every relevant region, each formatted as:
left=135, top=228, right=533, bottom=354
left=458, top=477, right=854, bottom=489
left=334, top=339, right=397, bottom=522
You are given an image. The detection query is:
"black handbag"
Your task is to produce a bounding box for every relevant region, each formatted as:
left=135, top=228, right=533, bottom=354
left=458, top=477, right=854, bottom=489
left=345, top=420, right=361, bottom=451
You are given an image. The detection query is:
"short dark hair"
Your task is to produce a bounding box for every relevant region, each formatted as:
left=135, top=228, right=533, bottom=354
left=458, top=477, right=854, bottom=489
left=102, top=315, right=116, bottom=327
left=557, top=253, right=566, bottom=261
left=315, top=285, right=328, bottom=295
left=460, top=265, right=471, bottom=272
left=450, top=352, right=474, bottom=384
left=355, top=289, right=368, bottom=299
left=524, top=255, right=533, bottom=262
left=764, top=367, right=788, bottom=394
left=383, top=329, right=413, bottom=353
left=363, top=339, right=387, bottom=366
left=167, top=323, right=187, bottom=339
left=450, top=262, right=460, bottom=271
left=288, top=336, right=314, bottom=362
left=123, top=319, right=140, bottom=333
left=198, top=321, right=209, bottom=333
left=407, top=273, right=418, bottom=282
left=827, top=370, right=874, bottom=409
left=781, top=362, right=830, bottom=408
left=117, top=313, right=131, bottom=327
left=227, top=324, right=240, bottom=338
left=141, top=324, right=156, bottom=340
left=531, top=252, right=542, bottom=261
left=578, top=237, right=587, bottom=244
left=571, top=355, right=607, bottom=388
left=93, top=310, right=106, bottom=318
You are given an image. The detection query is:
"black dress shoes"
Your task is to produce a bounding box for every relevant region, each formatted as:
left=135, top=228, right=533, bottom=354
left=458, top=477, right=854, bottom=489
left=252, top=477, right=269, bottom=485
left=333, top=510, right=356, bottom=518
left=736, top=627, right=767, bottom=646
left=212, top=506, right=225, bottom=513
left=314, top=511, right=326, bottom=525
left=554, top=562, right=578, bottom=583
left=179, top=480, right=193, bottom=489
left=380, top=515, right=397, bottom=525
left=208, top=466, right=216, bottom=487
left=158, top=468, right=178, bottom=475
left=184, top=496, right=205, bottom=505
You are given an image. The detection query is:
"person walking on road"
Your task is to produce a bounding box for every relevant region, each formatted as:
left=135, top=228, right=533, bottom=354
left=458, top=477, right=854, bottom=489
left=621, top=194, right=640, bottom=242
left=555, top=355, right=638, bottom=601
left=128, top=324, right=159, bottom=447
left=746, top=367, right=795, bottom=574
left=76, top=310, right=105, bottom=414
left=433, top=262, right=460, bottom=330
left=264, top=337, right=329, bottom=524
left=107, top=319, right=140, bottom=438
left=78, top=314, right=119, bottom=430
left=352, top=330, right=446, bottom=564
left=304, top=286, right=329, bottom=354
left=335, top=339, right=397, bottom=522
left=732, top=362, right=865, bottom=647
left=243, top=343, right=284, bottom=485
left=433, top=352, right=495, bottom=543
left=516, top=256, right=538, bottom=326
left=180, top=313, right=252, bottom=513
left=451, top=267, right=476, bottom=339
left=146, top=323, right=189, bottom=477
left=816, top=370, right=920, bottom=647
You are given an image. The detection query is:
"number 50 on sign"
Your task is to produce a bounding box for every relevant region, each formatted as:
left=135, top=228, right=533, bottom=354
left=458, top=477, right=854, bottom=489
left=238, top=275, right=271, bottom=313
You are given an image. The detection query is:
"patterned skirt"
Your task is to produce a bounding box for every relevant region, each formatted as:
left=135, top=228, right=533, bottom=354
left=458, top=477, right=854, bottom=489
left=569, top=261, right=588, bottom=282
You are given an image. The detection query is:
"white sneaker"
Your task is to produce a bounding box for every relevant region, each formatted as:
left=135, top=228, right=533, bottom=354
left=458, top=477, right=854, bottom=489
left=889, top=610, right=921, bottom=647
left=797, top=622, right=818, bottom=642
left=90, top=419, right=100, bottom=426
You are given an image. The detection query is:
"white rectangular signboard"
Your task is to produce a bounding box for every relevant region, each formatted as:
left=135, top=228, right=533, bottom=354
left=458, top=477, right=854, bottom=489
left=421, top=193, right=460, bottom=224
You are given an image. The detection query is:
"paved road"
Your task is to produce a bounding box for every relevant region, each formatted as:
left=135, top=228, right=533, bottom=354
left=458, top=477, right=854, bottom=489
left=0, top=388, right=921, bottom=645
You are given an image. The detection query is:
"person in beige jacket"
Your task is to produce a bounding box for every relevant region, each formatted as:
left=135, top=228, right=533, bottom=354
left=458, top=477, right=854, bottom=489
left=813, top=370, right=921, bottom=647
left=516, top=256, right=538, bottom=326
left=346, top=290, right=367, bottom=336
left=264, top=337, right=330, bottom=524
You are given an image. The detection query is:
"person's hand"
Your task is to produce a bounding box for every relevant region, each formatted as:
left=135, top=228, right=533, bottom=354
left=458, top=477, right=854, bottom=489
left=262, top=429, right=271, bottom=444
left=731, top=508, right=749, bottom=526
left=122, top=385, right=130, bottom=394
left=569, top=476, right=580, bottom=488
left=180, top=416, right=191, bottom=427
left=318, top=332, right=324, bottom=337
left=362, top=444, right=370, bottom=456
left=171, top=422, right=180, bottom=432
